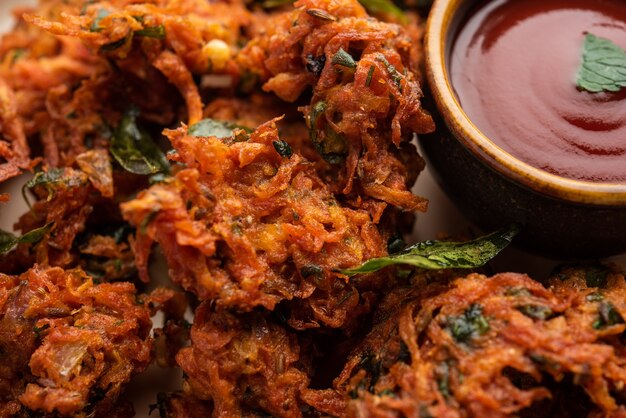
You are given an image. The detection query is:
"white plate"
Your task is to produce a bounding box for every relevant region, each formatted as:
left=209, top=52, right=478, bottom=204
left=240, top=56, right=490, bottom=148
left=0, top=1, right=624, bottom=417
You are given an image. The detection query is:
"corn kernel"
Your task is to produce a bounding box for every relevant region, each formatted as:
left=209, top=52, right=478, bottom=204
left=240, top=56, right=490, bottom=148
left=202, top=39, right=231, bottom=72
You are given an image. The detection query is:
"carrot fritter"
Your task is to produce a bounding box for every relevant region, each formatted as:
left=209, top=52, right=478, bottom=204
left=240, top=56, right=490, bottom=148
left=333, top=268, right=626, bottom=417
left=0, top=1, right=111, bottom=173
left=0, top=265, right=152, bottom=417
left=239, top=0, right=434, bottom=213
left=2, top=149, right=141, bottom=282
left=176, top=302, right=312, bottom=417
left=120, top=118, right=392, bottom=329
left=24, top=0, right=256, bottom=126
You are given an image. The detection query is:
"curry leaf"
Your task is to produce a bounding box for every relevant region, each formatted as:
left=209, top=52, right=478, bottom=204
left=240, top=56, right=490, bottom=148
left=0, top=223, right=53, bottom=255
left=358, top=0, right=408, bottom=24
left=188, top=119, right=252, bottom=139
left=110, top=107, right=169, bottom=175
left=339, top=224, right=521, bottom=276
left=22, top=168, right=74, bottom=208
left=577, top=33, right=626, bottom=93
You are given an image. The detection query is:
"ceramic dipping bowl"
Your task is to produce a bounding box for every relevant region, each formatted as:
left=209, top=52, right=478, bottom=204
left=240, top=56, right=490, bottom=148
left=421, top=0, right=626, bottom=258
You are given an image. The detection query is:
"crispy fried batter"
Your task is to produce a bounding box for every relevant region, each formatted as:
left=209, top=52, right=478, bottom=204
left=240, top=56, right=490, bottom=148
left=0, top=1, right=110, bottom=173
left=1, top=150, right=143, bottom=283
left=333, top=269, right=626, bottom=418
left=238, top=0, right=434, bottom=213
left=0, top=265, right=152, bottom=417
left=121, top=118, right=391, bottom=328
left=24, top=0, right=256, bottom=127
left=176, top=303, right=311, bottom=417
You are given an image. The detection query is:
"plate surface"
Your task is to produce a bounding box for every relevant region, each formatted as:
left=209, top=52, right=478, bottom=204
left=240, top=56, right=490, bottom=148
left=0, top=1, right=624, bottom=417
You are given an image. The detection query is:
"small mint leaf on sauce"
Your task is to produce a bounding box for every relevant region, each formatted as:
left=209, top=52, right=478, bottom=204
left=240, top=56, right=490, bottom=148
left=576, top=33, right=626, bottom=93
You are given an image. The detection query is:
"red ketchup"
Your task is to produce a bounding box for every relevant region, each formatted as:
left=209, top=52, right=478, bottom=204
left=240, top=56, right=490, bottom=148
left=449, top=0, right=626, bottom=182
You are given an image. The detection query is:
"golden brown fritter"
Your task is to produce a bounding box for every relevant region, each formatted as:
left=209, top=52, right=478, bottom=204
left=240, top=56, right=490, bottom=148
left=238, top=0, right=434, bottom=213
left=25, top=0, right=257, bottom=126
left=120, top=118, right=392, bottom=329
left=0, top=0, right=112, bottom=173
left=0, top=265, right=153, bottom=417
left=333, top=268, right=626, bottom=418
left=2, top=149, right=141, bottom=282
left=176, top=303, right=311, bottom=418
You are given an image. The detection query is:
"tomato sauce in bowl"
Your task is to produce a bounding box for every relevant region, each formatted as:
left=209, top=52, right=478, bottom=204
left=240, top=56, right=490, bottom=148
left=449, top=0, right=626, bottom=182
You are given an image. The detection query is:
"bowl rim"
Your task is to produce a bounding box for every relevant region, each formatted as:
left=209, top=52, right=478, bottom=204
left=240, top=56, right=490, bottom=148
left=424, top=0, right=626, bottom=207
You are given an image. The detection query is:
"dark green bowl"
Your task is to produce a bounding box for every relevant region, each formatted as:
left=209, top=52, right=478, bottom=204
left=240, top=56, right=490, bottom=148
left=421, top=0, right=626, bottom=258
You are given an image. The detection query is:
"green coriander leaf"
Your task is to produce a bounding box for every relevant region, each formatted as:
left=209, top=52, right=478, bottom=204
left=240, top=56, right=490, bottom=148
left=22, top=168, right=88, bottom=208
left=300, top=264, right=324, bottom=278
left=377, top=54, right=403, bottom=92
left=340, top=223, right=521, bottom=276
left=90, top=9, right=110, bottom=32
left=188, top=119, right=252, bottom=139
left=0, top=223, right=53, bottom=255
left=272, top=139, right=293, bottom=158
left=24, top=168, right=65, bottom=191
left=100, top=34, right=132, bottom=52
left=308, top=101, right=347, bottom=164
left=577, top=33, right=626, bottom=93
left=517, top=305, right=553, bottom=320
left=365, top=65, right=375, bottom=87
left=110, top=107, right=169, bottom=175
left=135, top=25, right=166, bottom=39
left=358, top=0, right=408, bottom=24
left=592, top=301, right=624, bottom=329
left=331, top=48, right=356, bottom=69
left=447, top=303, right=489, bottom=343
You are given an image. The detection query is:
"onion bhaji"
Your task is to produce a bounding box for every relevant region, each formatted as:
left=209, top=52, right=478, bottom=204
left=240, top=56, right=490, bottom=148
left=331, top=268, right=626, bottom=418
left=0, top=265, right=152, bottom=417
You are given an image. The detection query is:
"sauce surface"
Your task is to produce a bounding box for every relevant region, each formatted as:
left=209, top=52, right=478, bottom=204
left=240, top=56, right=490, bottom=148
left=449, top=0, right=626, bottom=182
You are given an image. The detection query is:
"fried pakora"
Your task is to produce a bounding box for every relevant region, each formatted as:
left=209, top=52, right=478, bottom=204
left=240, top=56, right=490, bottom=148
left=1, top=149, right=142, bottom=284
left=333, top=268, right=626, bottom=417
left=238, top=0, right=434, bottom=213
left=176, top=303, right=311, bottom=417
left=121, top=118, right=393, bottom=329
left=0, top=265, right=153, bottom=417
left=24, top=0, right=257, bottom=127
